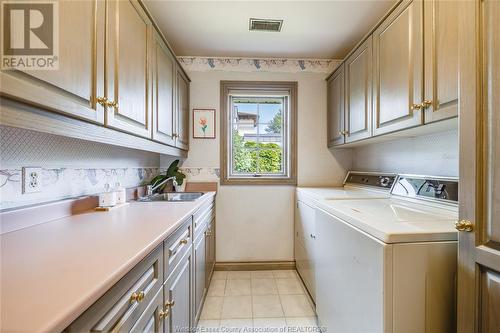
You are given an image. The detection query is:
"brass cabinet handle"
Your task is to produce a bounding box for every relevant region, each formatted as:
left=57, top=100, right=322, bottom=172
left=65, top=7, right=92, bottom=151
left=421, top=100, right=433, bottom=109
left=96, top=96, right=108, bottom=107
left=159, top=308, right=170, bottom=320
left=165, top=300, right=175, bottom=308
left=130, top=291, right=145, bottom=303
left=106, top=100, right=118, bottom=109
left=455, top=220, right=473, bottom=232
left=180, top=239, right=188, bottom=245
left=411, top=103, right=423, bottom=110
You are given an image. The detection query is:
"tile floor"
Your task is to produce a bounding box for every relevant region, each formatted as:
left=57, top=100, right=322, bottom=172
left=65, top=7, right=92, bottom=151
left=197, top=270, right=319, bottom=333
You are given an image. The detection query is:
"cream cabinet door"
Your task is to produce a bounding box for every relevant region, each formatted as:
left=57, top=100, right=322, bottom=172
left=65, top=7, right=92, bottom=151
left=175, top=69, right=190, bottom=150
left=106, top=0, right=151, bottom=138
left=151, top=31, right=175, bottom=146
left=327, top=64, right=345, bottom=147
left=345, top=37, right=373, bottom=143
left=457, top=1, right=500, bottom=332
left=373, top=0, right=423, bottom=136
left=423, top=0, right=459, bottom=123
left=0, top=0, right=105, bottom=123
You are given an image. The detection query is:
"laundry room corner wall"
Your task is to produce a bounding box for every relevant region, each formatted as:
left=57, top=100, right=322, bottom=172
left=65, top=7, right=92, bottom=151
left=173, top=66, right=352, bottom=262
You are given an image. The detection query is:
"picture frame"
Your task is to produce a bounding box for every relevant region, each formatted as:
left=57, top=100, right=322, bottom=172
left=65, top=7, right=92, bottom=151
left=193, top=109, right=216, bottom=139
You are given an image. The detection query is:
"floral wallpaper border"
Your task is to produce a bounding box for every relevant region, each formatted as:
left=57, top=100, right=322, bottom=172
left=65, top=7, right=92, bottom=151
left=0, top=167, right=163, bottom=210
left=177, top=56, right=342, bottom=73
left=0, top=167, right=221, bottom=210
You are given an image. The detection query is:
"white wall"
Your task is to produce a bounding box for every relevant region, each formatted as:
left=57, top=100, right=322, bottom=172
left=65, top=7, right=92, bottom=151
left=181, top=70, right=352, bottom=262
left=351, top=129, right=459, bottom=177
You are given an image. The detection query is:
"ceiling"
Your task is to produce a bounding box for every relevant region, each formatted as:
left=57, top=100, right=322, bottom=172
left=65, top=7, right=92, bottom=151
left=143, top=0, right=396, bottom=59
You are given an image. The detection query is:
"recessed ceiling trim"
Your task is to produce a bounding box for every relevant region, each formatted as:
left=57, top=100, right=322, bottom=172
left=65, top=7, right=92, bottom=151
left=249, top=18, right=283, bottom=32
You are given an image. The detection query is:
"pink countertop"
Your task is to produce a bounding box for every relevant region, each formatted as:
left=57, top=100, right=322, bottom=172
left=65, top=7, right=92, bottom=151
left=0, top=192, right=215, bottom=333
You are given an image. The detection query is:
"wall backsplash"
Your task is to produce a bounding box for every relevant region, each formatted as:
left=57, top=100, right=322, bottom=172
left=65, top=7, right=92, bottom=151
left=0, top=125, right=164, bottom=210
left=352, top=129, right=459, bottom=177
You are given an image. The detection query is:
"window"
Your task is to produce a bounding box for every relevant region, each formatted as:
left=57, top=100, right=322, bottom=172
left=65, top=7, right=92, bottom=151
left=221, top=81, right=297, bottom=185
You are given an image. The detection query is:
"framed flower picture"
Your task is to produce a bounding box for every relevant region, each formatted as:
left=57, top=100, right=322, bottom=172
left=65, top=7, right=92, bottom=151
left=193, top=109, right=216, bottom=139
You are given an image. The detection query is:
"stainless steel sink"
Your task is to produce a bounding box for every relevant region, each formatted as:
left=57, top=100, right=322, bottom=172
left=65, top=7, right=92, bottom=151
left=137, top=192, right=204, bottom=202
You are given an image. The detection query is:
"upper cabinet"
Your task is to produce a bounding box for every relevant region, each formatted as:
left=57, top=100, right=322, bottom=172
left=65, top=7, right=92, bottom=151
left=0, top=0, right=190, bottom=156
left=152, top=30, right=176, bottom=146
left=345, top=36, right=373, bottom=143
left=105, top=0, right=151, bottom=138
left=327, top=0, right=458, bottom=147
left=0, top=0, right=105, bottom=124
left=372, top=0, right=423, bottom=136
left=327, top=65, right=345, bottom=147
left=423, top=0, right=458, bottom=123
left=175, top=70, right=190, bottom=150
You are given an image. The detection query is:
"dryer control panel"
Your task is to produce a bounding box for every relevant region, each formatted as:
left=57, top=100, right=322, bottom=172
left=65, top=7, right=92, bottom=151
left=344, top=172, right=397, bottom=190
left=391, top=175, right=459, bottom=203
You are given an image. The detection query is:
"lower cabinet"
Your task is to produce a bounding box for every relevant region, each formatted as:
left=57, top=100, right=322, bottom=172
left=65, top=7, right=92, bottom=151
left=193, top=230, right=207, bottom=321
left=67, top=246, right=164, bottom=332
left=131, top=287, right=165, bottom=333
left=66, top=196, right=216, bottom=333
left=163, top=249, right=193, bottom=333
left=294, top=200, right=317, bottom=301
left=205, top=219, right=216, bottom=285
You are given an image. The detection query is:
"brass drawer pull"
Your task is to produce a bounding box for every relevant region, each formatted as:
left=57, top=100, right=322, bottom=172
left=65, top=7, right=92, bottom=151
left=107, top=100, right=118, bottom=109
left=180, top=239, right=188, bottom=245
left=159, top=308, right=170, bottom=320
left=411, top=103, right=423, bottom=110
left=165, top=300, right=175, bottom=308
left=96, top=96, right=108, bottom=107
left=421, top=100, right=432, bottom=109
left=130, top=291, right=145, bottom=303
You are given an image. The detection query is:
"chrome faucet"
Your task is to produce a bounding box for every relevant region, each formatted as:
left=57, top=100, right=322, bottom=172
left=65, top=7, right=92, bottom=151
left=146, top=176, right=177, bottom=196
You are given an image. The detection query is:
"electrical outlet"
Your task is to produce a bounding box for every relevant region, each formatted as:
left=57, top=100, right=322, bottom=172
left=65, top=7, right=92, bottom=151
left=22, top=167, right=42, bottom=194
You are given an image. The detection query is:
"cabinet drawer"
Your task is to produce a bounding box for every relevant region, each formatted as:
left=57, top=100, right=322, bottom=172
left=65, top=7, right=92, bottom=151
left=194, top=205, right=214, bottom=239
left=164, top=217, right=192, bottom=282
left=130, top=286, right=164, bottom=333
left=193, top=200, right=214, bottom=227
left=68, top=245, right=163, bottom=332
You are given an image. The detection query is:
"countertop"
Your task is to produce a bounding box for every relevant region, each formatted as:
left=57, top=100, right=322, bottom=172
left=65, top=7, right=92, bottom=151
left=0, top=192, right=216, bottom=333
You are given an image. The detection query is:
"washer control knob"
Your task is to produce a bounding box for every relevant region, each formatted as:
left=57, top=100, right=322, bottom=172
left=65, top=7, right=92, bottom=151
left=380, top=177, right=390, bottom=187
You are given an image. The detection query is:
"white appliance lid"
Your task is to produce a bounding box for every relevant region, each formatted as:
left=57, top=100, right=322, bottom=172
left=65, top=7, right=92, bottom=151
left=317, top=198, right=458, bottom=243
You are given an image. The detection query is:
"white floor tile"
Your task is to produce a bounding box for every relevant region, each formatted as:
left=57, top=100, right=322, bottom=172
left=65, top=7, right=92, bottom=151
left=221, top=296, right=253, bottom=319
left=200, top=297, right=224, bottom=320
left=251, top=271, right=275, bottom=279
left=275, top=278, right=305, bottom=295
left=225, top=279, right=252, bottom=296
left=252, top=295, right=284, bottom=318
left=279, top=295, right=315, bottom=317
left=272, top=270, right=297, bottom=279
left=208, top=279, right=226, bottom=296
left=253, top=317, right=287, bottom=333
left=197, top=319, right=221, bottom=333
left=219, top=318, right=253, bottom=331
left=251, top=279, right=278, bottom=295
left=285, top=317, right=318, bottom=330
left=212, top=271, right=228, bottom=280
left=227, top=271, right=252, bottom=279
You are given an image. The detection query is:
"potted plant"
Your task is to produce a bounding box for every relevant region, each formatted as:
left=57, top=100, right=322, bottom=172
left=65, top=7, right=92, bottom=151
left=149, top=160, right=186, bottom=193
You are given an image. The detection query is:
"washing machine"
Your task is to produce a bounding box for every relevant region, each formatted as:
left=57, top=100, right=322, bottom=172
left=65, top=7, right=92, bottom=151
left=315, top=174, right=458, bottom=333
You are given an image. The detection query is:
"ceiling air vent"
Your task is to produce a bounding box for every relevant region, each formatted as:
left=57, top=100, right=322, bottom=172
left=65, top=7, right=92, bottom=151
left=249, top=18, right=283, bottom=32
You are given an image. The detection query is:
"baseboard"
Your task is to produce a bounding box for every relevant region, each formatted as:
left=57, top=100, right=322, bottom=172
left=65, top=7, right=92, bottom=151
left=214, top=261, right=296, bottom=271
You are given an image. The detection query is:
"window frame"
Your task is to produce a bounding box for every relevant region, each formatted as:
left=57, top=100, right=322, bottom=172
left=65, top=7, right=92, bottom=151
left=220, top=81, right=297, bottom=185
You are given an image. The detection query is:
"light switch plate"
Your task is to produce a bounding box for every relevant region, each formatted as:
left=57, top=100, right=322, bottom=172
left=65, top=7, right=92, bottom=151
left=22, top=167, right=42, bottom=193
